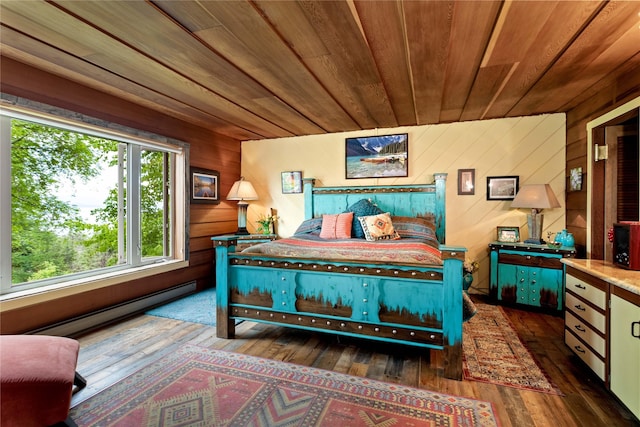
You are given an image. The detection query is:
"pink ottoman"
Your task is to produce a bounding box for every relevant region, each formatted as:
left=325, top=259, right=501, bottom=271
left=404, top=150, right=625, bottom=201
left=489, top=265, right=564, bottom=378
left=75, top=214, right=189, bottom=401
left=0, top=335, right=84, bottom=427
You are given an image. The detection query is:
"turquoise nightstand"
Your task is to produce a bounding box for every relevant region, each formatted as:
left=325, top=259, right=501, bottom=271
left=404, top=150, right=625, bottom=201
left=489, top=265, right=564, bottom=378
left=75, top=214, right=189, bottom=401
left=489, top=242, right=576, bottom=311
left=218, top=234, right=276, bottom=251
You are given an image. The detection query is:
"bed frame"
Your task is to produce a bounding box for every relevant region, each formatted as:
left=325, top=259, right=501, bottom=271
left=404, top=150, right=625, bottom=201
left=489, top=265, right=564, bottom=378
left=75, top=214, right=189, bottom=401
left=212, top=173, right=466, bottom=380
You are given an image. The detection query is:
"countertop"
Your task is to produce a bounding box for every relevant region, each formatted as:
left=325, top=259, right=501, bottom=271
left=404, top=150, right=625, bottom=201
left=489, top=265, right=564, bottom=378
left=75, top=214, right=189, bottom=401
left=562, top=259, right=640, bottom=296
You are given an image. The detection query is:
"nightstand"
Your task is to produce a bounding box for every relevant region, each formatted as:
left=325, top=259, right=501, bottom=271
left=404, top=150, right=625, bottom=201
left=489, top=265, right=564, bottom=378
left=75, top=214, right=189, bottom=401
left=233, top=234, right=276, bottom=251
left=489, top=242, right=576, bottom=311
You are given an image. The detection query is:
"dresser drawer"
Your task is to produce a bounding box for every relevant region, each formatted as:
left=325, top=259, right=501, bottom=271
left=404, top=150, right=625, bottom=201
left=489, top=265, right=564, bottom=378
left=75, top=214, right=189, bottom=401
left=499, top=252, right=563, bottom=269
left=565, top=311, right=605, bottom=356
left=565, top=329, right=605, bottom=380
left=566, top=274, right=606, bottom=309
left=565, top=293, right=606, bottom=334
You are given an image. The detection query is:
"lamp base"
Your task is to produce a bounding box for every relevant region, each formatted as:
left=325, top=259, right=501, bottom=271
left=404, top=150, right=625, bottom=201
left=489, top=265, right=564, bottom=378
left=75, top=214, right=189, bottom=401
left=236, top=202, right=250, bottom=236
left=526, top=211, right=544, bottom=245
left=524, top=238, right=545, bottom=245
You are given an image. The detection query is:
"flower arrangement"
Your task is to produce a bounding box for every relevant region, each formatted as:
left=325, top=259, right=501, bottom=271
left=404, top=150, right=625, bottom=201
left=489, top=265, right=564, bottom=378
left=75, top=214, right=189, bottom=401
left=256, top=213, right=278, bottom=234
left=464, top=259, right=479, bottom=274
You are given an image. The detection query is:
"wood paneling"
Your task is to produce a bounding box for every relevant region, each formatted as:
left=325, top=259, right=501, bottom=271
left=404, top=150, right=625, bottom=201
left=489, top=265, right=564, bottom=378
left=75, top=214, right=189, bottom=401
left=0, top=59, right=239, bottom=334
left=1, top=1, right=638, bottom=140
left=565, top=62, right=640, bottom=258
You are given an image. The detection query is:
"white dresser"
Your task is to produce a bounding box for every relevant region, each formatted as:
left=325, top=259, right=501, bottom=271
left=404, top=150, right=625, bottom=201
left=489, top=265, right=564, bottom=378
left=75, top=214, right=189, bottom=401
left=563, top=259, right=640, bottom=420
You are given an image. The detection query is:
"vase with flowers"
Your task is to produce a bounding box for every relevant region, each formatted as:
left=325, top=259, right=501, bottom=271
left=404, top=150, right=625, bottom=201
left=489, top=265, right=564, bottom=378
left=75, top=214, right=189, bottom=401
left=256, top=213, right=278, bottom=235
left=463, top=259, right=479, bottom=291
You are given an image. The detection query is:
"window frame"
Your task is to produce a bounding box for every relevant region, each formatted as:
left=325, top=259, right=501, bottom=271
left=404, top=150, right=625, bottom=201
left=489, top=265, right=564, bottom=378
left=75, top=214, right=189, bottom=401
left=0, top=97, right=189, bottom=297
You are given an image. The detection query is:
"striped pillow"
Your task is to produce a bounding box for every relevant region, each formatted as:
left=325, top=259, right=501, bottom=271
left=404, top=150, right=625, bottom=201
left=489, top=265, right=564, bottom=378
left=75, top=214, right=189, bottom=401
left=319, top=212, right=353, bottom=239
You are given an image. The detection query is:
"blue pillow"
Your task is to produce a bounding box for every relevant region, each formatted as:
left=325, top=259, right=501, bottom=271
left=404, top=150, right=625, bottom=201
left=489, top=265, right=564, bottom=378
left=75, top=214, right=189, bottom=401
left=293, top=217, right=323, bottom=235
left=346, top=199, right=383, bottom=238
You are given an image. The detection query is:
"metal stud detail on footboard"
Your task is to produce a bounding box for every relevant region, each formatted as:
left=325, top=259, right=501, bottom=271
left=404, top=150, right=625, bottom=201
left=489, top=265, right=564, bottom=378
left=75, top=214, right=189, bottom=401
left=230, top=257, right=444, bottom=280
left=231, top=306, right=444, bottom=347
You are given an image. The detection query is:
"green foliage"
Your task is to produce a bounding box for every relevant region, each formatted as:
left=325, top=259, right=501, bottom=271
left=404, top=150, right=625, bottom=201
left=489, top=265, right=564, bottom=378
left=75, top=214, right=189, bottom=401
left=140, top=150, right=167, bottom=257
left=11, top=120, right=102, bottom=283
left=10, top=118, right=168, bottom=285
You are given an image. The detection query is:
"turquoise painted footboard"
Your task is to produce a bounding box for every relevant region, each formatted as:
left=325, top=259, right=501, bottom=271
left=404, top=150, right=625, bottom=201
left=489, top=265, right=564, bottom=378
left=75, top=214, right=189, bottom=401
left=212, top=174, right=467, bottom=380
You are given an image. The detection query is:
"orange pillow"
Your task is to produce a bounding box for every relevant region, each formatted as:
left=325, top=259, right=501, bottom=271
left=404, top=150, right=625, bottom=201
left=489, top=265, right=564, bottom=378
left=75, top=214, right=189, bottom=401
left=319, top=212, right=353, bottom=239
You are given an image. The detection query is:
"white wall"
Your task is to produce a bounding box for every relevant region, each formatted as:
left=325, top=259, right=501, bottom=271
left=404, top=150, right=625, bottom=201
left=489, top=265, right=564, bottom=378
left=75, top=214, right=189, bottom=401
left=241, top=113, right=566, bottom=294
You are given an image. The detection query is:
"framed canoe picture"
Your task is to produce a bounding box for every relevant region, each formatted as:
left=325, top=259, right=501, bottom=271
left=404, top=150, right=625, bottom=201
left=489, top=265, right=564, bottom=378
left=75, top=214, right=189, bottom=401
left=345, top=133, right=408, bottom=179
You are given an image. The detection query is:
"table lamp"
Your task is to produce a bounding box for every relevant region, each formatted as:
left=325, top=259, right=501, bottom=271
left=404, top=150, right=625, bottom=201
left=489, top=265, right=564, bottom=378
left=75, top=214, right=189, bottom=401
left=511, top=184, right=560, bottom=244
left=226, top=177, right=258, bottom=235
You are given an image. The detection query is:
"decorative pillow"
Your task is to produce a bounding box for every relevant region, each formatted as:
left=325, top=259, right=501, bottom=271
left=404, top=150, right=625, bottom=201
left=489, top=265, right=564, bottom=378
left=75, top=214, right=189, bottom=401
left=346, top=199, right=383, bottom=238
left=293, top=217, right=323, bottom=236
left=357, top=212, right=400, bottom=241
left=392, top=216, right=437, bottom=239
left=319, top=212, right=353, bottom=239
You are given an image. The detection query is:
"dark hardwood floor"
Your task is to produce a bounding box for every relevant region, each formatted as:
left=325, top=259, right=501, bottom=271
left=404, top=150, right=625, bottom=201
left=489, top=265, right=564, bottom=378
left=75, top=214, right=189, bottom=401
left=70, top=298, right=639, bottom=426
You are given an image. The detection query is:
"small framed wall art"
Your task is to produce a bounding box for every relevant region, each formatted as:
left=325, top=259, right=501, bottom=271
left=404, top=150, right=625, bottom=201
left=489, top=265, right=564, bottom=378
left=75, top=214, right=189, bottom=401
left=497, top=226, right=520, bottom=243
left=281, top=171, right=303, bottom=194
left=191, top=167, right=220, bottom=204
left=569, top=167, right=583, bottom=192
left=457, top=169, right=475, bottom=195
left=486, top=175, right=519, bottom=201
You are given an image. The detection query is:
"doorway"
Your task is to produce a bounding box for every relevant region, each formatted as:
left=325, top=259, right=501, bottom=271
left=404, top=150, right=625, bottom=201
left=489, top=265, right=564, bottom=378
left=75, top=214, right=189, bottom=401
left=588, top=102, right=640, bottom=259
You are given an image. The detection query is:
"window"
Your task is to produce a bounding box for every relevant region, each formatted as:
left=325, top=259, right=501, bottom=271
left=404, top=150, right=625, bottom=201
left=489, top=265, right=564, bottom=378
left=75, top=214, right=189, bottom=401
left=0, top=101, right=187, bottom=295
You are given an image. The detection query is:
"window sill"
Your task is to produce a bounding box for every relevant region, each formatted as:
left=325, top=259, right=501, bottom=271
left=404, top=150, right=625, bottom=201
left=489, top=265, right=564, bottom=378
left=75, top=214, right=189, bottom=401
left=0, top=260, right=189, bottom=311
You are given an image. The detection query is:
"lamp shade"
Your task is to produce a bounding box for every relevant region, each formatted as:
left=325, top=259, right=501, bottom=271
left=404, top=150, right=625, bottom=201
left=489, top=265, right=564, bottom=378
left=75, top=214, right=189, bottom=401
left=511, top=184, right=560, bottom=210
left=226, top=177, right=258, bottom=201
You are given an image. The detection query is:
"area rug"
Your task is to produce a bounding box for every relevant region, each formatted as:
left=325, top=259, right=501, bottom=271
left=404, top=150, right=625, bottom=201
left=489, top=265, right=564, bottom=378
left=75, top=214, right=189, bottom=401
left=70, top=344, right=500, bottom=426
left=146, top=288, right=218, bottom=326
left=463, top=302, right=562, bottom=395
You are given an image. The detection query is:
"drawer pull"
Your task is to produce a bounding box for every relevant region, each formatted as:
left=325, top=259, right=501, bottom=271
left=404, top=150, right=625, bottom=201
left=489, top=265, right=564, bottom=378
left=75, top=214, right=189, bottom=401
left=574, top=304, right=586, bottom=312
left=574, top=284, right=586, bottom=290
left=574, top=324, right=586, bottom=333
left=574, top=345, right=586, bottom=354
left=632, top=321, right=640, bottom=339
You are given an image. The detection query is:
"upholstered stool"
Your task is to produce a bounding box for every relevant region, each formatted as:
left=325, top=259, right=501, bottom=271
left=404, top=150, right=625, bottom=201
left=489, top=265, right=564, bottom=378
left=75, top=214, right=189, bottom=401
left=0, top=335, right=86, bottom=427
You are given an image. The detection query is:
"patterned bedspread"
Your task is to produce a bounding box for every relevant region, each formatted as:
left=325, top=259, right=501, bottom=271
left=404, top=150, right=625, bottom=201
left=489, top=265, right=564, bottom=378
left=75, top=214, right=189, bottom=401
left=241, top=234, right=443, bottom=266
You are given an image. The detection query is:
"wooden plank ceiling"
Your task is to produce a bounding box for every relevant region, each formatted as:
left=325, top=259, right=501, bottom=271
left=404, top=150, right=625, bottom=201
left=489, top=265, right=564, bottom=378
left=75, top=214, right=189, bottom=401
left=1, top=1, right=639, bottom=142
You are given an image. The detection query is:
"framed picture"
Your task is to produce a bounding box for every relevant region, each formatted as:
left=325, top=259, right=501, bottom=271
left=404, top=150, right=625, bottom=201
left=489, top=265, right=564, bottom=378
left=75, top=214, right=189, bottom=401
left=458, top=169, right=475, bottom=195
left=497, top=226, right=520, bottom=243
left=345, top=133, right=408, bottom=179
left=191, top=167, right=219, bottom=204
left=569, top=167, right=583, bottom=192
left=281, top=171, right=303, bottom=194
left=486, top=176, right=519, bottom=200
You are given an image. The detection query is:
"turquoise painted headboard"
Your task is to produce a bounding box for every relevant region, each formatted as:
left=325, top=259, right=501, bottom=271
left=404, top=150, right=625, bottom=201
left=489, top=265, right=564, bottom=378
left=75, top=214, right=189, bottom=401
left=302, top=173, right=447, bottom=244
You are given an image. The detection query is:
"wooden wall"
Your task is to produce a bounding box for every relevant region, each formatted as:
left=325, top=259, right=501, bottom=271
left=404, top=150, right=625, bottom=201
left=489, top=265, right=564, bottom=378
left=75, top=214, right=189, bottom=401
left=565, top=62, right=640, bottom=258
left=0, top=58, right=241, bottom=334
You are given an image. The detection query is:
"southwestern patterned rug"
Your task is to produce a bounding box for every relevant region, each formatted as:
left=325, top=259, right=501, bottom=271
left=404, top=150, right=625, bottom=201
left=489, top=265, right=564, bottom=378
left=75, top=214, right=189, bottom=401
left=463, top=302, right=562, bottom=395
left=70, top=345, right=500, bottom=427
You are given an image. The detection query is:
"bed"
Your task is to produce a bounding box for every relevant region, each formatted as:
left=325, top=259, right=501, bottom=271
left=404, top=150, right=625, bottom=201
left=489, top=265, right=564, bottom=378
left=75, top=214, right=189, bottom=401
left=212, top=173, right=467, bottom=380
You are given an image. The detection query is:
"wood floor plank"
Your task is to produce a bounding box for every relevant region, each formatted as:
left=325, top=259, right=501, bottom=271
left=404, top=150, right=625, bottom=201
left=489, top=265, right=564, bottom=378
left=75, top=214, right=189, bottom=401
left=70, top=299, right=639, bottom=426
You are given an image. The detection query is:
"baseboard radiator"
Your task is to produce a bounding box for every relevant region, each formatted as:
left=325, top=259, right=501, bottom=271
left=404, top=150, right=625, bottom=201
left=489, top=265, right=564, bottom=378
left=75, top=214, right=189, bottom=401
left=31, top=281, right=197, bottom=337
